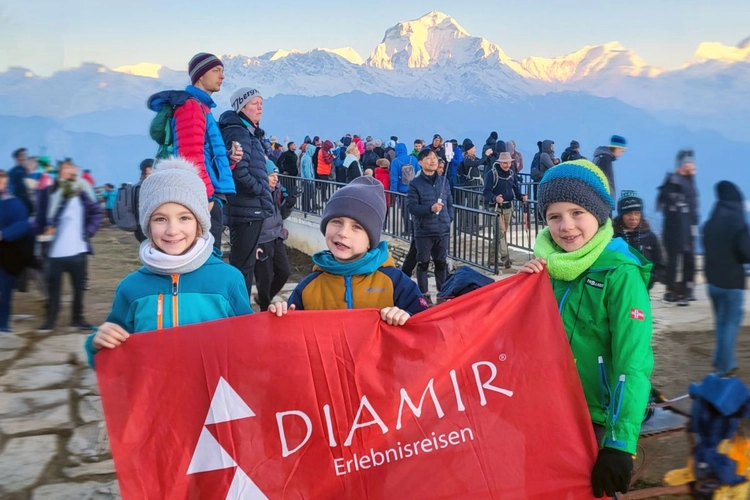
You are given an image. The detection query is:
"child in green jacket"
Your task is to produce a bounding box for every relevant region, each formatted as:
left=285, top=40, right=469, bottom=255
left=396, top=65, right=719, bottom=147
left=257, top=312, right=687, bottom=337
left=520, top=160, right=654, bottom=498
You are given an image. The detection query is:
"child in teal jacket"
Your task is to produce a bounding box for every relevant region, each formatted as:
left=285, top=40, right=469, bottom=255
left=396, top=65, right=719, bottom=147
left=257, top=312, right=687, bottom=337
left=84, top=158, right=252, bottom=368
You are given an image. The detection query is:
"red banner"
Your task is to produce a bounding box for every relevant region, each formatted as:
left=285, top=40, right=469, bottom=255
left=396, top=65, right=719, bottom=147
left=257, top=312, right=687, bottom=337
left=97, top=271, right=598, bottom=499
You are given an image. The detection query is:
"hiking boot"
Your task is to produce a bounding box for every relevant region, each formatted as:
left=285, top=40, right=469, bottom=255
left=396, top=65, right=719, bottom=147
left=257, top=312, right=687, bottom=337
left=502, top=257, right=512, bottom=269
left=677, top=297, right=689, bottom=307
left=662, top=292, right=679, bottom=304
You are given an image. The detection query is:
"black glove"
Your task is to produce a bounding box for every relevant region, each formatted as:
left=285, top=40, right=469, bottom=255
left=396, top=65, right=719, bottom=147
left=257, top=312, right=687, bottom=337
left=591, top=448, right=633, bottom=498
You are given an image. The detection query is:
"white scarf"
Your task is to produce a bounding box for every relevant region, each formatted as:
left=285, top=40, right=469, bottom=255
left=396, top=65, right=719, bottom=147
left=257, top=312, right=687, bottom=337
left=139, top=233, right=215, bottom=275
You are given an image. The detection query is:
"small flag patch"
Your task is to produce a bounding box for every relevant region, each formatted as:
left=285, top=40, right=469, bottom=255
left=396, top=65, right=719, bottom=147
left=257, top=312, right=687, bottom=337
left=630, top=308, right=645, bottom=321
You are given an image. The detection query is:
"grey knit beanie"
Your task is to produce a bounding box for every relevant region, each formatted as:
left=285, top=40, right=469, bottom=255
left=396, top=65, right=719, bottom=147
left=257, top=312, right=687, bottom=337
left=139, top=157, right=211, bottom=238
left=538, top=159, right=614, bottom=226
left=321, top=176, right=386, bottom=249
left=231, top=87, right=263, bottom=113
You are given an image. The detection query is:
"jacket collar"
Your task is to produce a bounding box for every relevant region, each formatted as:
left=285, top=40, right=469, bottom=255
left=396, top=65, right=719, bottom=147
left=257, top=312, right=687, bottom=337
left=185, top=85, right=216, bottom=108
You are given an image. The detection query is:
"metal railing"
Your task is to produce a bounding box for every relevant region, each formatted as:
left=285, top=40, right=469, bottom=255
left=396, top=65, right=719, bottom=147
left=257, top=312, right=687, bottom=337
left=278, top=175, right=543, bottom=274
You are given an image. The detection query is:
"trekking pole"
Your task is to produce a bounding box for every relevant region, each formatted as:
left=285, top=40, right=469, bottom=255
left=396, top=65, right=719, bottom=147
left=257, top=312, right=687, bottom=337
left=436, top=169, right=449, bottom=215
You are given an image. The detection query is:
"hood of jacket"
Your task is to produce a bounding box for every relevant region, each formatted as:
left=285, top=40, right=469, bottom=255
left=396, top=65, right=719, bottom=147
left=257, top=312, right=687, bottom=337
left=542, top=140, right=555, bottom=156
left=506, top=141, right=516, bottom=155
left=593, top=146, right=614, bottom=160
left=184, top=85, right=216, bottom=108
left=593, top=237, right=652, bottom=288
left=342, top=136, right=353, bottom=148
left=218, top=110, right=246, bottom=130
left=395, top=143, right=409, bottom=158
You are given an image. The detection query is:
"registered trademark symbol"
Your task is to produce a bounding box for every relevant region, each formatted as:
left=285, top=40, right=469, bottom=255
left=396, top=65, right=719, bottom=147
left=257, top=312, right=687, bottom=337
left=498, top=354, right=507, bottom=361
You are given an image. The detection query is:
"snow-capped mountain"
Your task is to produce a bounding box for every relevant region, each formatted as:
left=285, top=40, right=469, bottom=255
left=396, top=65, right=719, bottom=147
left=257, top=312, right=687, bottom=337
left=0, top=11, right=748, bottom=141
left=694, top=39, right=750, bottom=63
left=519, top=42, right=662, bottom=83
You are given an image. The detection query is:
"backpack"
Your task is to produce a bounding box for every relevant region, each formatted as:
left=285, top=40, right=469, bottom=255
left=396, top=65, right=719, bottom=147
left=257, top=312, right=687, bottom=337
left=400, top=162, right=416, bottom=186
left=147, top=91, right=200, bottom=159
left=333, top=147, right=346, bottom=168
left=113, top=184, right=140, bottom=232
left=530, top=152, right=543, bottom=182
left=363, top=150, right=379, bottom=168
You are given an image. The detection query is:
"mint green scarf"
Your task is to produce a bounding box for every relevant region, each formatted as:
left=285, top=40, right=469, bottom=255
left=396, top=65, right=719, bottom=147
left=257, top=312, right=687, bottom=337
left=534, top=220, right=614, bottom=281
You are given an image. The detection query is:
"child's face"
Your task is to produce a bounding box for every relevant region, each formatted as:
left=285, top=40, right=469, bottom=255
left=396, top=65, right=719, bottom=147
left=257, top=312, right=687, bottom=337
left=546, top=202, right=600, bottom=252
left=623, top=211, right=641, bottom=230
left=325, top=216, right=370, bottom=262
left=149, top=203, right=199, bottom=256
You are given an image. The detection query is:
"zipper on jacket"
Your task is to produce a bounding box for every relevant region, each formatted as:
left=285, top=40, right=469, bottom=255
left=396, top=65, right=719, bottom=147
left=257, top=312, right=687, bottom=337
left=344, top=276, right=354, bottom=310
left=609, top=375, right=626, bottom=444
left=558, top=282, right=574, bottom=315
left=171, top=274, right=180, bottom=327
left=157, top=294, right=164, bottom=330
left=598, top=356, right=612, bottom=413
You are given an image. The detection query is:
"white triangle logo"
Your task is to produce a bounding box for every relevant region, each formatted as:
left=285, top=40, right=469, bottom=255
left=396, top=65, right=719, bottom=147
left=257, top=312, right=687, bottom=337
left=226, top=467, right=269, bottom=500
left=205, top=377, right=256, bottom=425
left=187, top=427, right=237, bottom=474
left=187, top=378, right=268, bottom=498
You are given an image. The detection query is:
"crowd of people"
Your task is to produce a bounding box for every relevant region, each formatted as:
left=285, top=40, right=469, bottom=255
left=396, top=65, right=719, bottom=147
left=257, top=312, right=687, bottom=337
left=1, top=50, right=748, bottom=498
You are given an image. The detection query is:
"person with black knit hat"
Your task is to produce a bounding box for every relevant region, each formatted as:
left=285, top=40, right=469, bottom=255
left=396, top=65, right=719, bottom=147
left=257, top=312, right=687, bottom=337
left=561, top=140, right=584, bottom=163
left=613, top=190, right=665, bottom=289
left=269, top=176, right=427, bottom=323
left=592, top=135, right=626, bottom=198
left=657, top=148, right=699, bottom=305
left=458, top=139, right=487, bottom=187
left=521, top=160, right=654, bottom=498
left=702, top=180, right=750, bottom=376
left=219, top=87, right=276, bottom=300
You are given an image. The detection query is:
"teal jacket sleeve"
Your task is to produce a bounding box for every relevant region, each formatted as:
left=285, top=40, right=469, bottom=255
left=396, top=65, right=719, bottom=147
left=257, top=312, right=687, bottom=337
left=84, top=284, right=134, bottom=370
left=603, top=266, right=654, bottom=454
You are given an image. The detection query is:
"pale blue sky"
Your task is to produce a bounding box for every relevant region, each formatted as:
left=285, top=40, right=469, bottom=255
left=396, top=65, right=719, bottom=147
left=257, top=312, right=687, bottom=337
left=1, top=0, right=747, bottom=75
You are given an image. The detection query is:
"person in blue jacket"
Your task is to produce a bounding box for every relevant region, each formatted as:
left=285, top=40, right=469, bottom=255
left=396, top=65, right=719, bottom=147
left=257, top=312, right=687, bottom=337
left=389, top=143, right=420, bottom=194
left=0, top=169, right=31, bottom=332
left=84, top=158, right=252, bottom=368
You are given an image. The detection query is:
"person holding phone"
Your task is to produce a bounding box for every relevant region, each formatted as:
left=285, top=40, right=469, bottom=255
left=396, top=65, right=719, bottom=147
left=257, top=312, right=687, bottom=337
left=218, top=87, right=276, bottom=299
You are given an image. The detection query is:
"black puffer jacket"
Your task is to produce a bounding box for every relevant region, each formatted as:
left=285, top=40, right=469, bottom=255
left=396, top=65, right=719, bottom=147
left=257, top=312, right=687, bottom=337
left=656, top=171, right=698, bottom=252
left=407, top=171, right=453, bottom=237
left=218, top=111, right=274, bottom=224
left=613, top=218, right=665, bottom=289
left=702, top=181, right=750, bottom=290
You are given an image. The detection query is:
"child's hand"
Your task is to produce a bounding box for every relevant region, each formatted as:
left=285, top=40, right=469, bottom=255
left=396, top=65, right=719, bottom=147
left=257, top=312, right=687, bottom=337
left=92, top=322, right=130, bottom=351
left=268, top=301, right=296, bottom=317
left=519, top=258, right=546, bottom=274
left=380, top=307, right=411, bottom=326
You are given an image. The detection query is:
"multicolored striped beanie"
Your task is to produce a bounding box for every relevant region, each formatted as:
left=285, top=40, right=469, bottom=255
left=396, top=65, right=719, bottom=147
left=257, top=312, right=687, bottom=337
left=538, top=160, right=614, bottom=226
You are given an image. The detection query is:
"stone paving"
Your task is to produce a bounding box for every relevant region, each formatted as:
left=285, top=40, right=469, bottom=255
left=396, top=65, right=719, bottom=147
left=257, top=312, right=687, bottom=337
left=1, top=228, right=747, bottom=498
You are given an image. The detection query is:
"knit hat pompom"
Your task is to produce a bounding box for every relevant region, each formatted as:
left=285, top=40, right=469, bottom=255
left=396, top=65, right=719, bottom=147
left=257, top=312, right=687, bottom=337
left=538, top=159, right=614, bottom=226
left=321, top=176, right=386, bottom=249
left=138, top=157, right=210, bottom=238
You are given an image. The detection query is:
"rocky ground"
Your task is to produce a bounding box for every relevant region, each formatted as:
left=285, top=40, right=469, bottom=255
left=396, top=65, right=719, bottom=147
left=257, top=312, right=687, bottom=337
left=0, top=226, right=748, bottom=499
